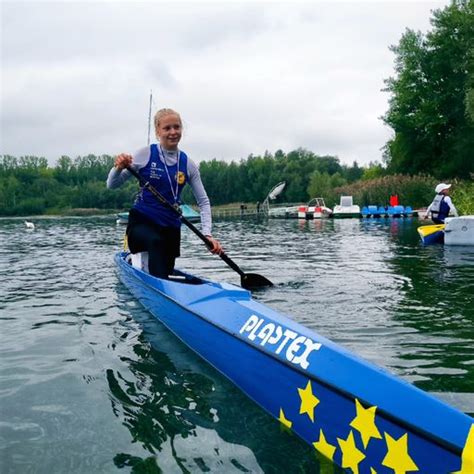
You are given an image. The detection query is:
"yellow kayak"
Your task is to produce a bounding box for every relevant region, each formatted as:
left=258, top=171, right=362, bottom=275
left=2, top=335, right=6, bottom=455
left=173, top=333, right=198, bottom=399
left=417, top=224, right=445, bottom=244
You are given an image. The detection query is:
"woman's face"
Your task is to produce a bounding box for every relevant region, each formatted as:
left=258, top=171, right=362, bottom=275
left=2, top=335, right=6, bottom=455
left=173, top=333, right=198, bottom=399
left=156, top=114, right=182, bottom=150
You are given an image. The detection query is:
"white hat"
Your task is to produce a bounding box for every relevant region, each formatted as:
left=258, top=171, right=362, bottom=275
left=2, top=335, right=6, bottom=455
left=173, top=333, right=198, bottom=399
left=435, top=183, right=451, bottom=193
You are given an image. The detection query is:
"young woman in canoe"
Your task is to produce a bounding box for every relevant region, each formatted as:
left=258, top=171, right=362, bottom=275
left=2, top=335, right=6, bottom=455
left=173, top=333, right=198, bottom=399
left=107, top=108, right=222, bottom=278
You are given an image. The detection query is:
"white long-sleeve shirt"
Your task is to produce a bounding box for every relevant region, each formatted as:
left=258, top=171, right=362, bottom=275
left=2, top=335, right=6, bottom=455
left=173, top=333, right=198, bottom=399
left=425, top=194, right=458, bottom=219
left=107, top=146, right=212, bottom=236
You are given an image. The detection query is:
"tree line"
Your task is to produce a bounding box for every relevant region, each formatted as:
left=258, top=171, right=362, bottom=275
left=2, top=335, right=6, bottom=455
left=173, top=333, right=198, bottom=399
left=1, top=1, right=471, bottom=217
left=0, top=151, right=368, bottom=216
left=382, top=0, right=473, bottom=178
left=0, top=154, right=135, bottom=216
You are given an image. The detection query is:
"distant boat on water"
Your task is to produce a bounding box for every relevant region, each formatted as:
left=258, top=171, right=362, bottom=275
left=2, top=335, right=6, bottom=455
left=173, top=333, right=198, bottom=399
left=179, top=204, right=200, bottom=222
left=332, top=196, right=361, bottom=218
left=116, top=205, right=200, bottom=225
left=297, top=197, right=332, bottom=219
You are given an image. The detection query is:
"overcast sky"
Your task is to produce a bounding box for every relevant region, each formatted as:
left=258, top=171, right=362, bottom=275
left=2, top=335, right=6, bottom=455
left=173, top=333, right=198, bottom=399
left=1, top=0, right=450, bottom=167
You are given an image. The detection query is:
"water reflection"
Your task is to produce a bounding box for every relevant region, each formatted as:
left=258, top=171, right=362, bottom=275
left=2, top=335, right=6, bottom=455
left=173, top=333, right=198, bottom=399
left=383, top=230, right=474, bottom=405
left=1, top=215, right=472, bottom=472
left=107, top=341, right=255, bottom=473
left=443, top=246, right=474, bottom=267
left=108, top=299, right=328, bottom=473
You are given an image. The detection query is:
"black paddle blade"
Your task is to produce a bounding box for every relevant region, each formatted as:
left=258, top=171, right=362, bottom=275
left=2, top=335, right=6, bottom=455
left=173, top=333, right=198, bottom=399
left=241, top=273, right=274, bottom=290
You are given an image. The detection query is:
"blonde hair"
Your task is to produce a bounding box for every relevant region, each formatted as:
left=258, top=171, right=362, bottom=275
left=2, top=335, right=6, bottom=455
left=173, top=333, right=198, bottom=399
left=154, top=108, right=182, bottom=131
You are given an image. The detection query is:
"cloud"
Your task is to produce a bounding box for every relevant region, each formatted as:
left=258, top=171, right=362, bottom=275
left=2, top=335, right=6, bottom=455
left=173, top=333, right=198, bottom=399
left=1, top=0, right=449, bottom=166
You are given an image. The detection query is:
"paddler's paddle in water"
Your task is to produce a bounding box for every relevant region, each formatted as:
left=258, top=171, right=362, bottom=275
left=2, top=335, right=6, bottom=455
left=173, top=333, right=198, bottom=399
left=126, top=166, right=273, bottom=290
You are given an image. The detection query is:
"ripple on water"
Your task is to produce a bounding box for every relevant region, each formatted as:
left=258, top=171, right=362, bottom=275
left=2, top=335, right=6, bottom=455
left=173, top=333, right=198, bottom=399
left=0, top=216, right=472, bottom=472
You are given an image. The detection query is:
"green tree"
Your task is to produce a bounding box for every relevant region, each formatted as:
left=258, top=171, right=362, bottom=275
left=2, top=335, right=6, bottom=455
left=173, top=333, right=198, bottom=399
left=362, top=162, right=386, bottom=180
left=342, top=161, right=364, bottom=183
left=383, top=0, right=474, bottom=178
left=307, top=171, right=331, bottom=199
left=0, top=175, right=21, bottom=214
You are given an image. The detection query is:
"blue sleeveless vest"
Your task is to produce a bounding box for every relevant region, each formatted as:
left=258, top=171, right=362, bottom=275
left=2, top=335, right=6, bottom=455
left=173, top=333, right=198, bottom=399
left=133, top=144, right=189, bottom=228
left=430, top=194, right=450, bottom=223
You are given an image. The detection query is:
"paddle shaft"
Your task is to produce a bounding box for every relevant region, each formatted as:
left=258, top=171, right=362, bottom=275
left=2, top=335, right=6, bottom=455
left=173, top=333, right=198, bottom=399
left=125, top=166, right=247, bottom=278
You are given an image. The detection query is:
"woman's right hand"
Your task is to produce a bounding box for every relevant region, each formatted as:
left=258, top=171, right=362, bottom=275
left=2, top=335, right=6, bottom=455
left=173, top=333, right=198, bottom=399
left=205, top=236, right=223, bottom=255
left=114, top=153, right=133, bottom=170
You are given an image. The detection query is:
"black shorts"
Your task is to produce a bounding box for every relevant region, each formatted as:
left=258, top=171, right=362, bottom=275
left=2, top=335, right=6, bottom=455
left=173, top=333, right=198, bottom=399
left=126, top=208, right=181, bottom=258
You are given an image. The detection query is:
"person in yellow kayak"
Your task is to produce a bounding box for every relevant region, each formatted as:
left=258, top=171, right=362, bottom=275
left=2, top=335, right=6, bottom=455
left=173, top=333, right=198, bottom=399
left=424, top=183, right=459, bottom=224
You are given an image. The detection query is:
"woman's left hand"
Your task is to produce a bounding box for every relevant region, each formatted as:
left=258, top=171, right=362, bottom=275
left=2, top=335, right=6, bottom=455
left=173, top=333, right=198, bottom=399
left=206, top=236, right=223, bottom=255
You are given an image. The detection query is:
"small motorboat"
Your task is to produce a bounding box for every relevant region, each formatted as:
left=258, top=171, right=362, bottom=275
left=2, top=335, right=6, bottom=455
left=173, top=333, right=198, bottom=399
left=268, top=205, right=299, bottom=218
left=297, top=198, right=332, bottom=219
left=332, top=196, right=361, bottom=218
left=116, top=205, right=200, bottom=225
left=179, top=204, right=200, bottom=222
left=115, top=212, right=129, bottom=225
left=115, top=251, right=473, bottom=473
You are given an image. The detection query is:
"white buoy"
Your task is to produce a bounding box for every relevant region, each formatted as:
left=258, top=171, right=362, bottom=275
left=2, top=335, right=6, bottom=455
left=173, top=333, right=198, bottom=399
left=25, top=221, right=35, bottom=229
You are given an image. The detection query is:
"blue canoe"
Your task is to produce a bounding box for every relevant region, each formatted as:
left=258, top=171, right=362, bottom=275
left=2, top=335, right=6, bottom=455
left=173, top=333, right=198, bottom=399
left=115, top=251, right=473, bottom=473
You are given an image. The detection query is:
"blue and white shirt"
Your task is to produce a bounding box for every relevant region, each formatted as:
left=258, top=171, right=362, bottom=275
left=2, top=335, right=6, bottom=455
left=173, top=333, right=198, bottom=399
left=107, top=145, right=212, bottom=235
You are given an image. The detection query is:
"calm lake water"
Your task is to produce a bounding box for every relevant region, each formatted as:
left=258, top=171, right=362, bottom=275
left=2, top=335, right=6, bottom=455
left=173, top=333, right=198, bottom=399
left=1, top=216, right=473, bottom=473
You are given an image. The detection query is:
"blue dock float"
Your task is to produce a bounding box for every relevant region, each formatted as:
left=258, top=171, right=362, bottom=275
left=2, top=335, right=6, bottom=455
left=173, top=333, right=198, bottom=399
left=362, top=205, right=416, bottom=218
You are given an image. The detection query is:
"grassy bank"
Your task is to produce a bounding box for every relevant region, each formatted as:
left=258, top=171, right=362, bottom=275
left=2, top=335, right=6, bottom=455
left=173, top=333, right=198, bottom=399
left=324, top=175, right=473, bottom=214
left=48, top=208, right=119, bottom=216
left=452, top=181, right=474, bottom=215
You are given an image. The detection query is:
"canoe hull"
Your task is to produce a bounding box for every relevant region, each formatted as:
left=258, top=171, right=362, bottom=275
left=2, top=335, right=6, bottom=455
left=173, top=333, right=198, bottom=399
left=115, top=252, right=473, bottom=473
left=418, top=224, right=445, bottom=245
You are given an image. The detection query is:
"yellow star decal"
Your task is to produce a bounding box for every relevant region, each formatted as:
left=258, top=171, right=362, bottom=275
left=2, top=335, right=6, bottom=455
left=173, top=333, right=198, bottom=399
left=337, top=430, right=366, bottom=474
left=382, top=432, right=418, bottom=474
left=297, top=380, right=320, bottom=422
left=313, top=429, right=336, bottom=461
left=350, top=398, right=382, bottom=448
left=370, top=469, right=377, bottom=474
left=278, top=408, right=292, bottom=429
left=452, top=423, right=474, bottom=474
